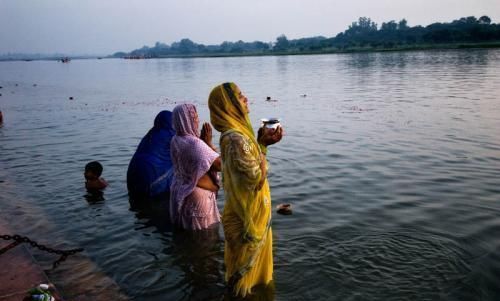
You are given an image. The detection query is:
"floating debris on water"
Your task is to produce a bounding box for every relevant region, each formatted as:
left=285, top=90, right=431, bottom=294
left=342, top=105, right=375, bottom=113
left=68, top=97, right=185, bottom=112
left=277, top=203, right=292, bottom=215
left=69, top=97, right=74, bottom=100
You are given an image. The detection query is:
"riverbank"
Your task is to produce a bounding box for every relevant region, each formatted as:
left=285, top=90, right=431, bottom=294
left=114, top=41, right=500, bottom=59
left=0, top=221, right=62, bottom=301
left=0, top=207, right=130, bottom=301
left=0, top=165, right=129, bottom=301
left=2, top=41, right=500, bottom=62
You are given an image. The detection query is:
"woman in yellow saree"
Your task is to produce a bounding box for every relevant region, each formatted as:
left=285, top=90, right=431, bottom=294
left=208, top=82, right=283, bottom=297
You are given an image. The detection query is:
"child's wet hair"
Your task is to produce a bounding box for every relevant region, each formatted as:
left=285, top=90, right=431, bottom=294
left=85, top=161, right=103, bottom=177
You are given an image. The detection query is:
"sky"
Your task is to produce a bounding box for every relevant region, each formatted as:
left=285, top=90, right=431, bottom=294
left=1, top=0, right=500, bottom=55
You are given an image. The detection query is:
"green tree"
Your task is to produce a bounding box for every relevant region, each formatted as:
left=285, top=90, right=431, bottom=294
left=381, top=20, right=397, bottom=31
left=398, top=19, right=408, bottom=30
left=346, top=17, right=377, bottom=36
left=178, top=39, right=197, bottom=53
left=479, top=16, right=491, bottom=25
left=274, top=34, right=289, bottom=51
left=465, top=16, right=478, bottom=24
left=358, top=17, right=377, bottom=30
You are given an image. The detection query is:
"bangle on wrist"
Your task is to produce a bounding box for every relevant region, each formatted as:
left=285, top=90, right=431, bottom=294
left=259, top=144, right=267, bottom=155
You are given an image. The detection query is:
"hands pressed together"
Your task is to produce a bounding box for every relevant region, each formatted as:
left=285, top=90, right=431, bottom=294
left=200, top=122, right=216, bottom=151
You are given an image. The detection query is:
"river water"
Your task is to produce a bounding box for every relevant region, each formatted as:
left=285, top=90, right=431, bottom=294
left=1, top=50, right=500, bottom=300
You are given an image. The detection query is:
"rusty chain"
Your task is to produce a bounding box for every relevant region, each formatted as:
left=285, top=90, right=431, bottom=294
left=1, top=234, right=84, bottom=268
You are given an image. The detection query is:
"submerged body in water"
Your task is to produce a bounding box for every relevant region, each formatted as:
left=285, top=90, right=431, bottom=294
left=127, top=110, right=175, bottom=205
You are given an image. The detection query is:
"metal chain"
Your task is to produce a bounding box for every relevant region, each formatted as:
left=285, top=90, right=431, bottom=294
left=1, top=234, right=84, bottom=268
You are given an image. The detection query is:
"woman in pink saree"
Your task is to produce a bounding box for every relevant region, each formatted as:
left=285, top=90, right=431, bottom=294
left=170, top=103, right=222, bottom=230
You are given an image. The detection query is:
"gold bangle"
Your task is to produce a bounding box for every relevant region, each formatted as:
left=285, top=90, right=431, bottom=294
left=259, top=144, right=268, bottom=155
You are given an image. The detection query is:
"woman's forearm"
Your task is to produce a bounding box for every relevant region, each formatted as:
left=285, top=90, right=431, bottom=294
left=197, top=173, right=219, bottom=192
left=211, top=157, right=222, bottom=172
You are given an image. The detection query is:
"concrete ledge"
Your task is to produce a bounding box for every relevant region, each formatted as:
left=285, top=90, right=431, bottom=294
left=0, top=225, right=61, bottom=301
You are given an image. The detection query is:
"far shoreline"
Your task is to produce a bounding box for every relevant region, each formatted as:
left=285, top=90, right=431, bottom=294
left=1, top=42, right=500, bottom=62
left=132, top=41, right=500, bottom=59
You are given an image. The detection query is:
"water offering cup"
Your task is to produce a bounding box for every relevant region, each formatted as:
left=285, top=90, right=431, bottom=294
left=261, top=118, right=281, bottom=130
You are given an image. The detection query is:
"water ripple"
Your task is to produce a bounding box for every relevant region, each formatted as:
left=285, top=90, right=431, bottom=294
left=275, top=229, right=473, bottom=300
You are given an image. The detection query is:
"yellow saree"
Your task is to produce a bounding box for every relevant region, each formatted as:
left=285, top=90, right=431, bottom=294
left=208, top=83, right=273, bottom=297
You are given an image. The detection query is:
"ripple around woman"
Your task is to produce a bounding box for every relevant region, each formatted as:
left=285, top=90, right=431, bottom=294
left=127, top=110, right=175, bottom=206
left=170, top=104, right=222, bottom=230
left=208, top=82, right=283, bottom=297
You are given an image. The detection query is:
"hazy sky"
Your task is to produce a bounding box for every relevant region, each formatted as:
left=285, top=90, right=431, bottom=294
left=1, top=0, right=499, bottom=55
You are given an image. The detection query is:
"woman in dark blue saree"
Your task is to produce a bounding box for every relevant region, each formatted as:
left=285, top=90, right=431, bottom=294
left=127, top=110, right=175, bottom=206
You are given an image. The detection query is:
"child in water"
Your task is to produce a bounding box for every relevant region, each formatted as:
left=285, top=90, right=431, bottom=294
left=84, top=161, right=108, bottom=191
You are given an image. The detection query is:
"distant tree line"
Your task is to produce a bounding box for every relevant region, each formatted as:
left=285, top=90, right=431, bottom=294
left=113, top=16, right=500, bottom=58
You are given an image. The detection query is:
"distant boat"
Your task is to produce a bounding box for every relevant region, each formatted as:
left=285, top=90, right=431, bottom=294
left=61, top=57, right=71, bottom=63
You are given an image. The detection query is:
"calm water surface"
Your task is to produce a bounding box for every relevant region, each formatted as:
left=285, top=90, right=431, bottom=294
left=1, top=50, right=500, bottom=300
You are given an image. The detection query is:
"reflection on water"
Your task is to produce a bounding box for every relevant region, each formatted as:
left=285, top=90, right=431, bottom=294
left=1, top=49, right=500, bottom=300
left=277, top=228, right=473, bottom=300
left=130, top=200, right=227, bottom=301
left=224, top=283, right=275, bottom=301
left=84, top=190, right=105, bottom=204
left=171, top=227, right=224, bottom=301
